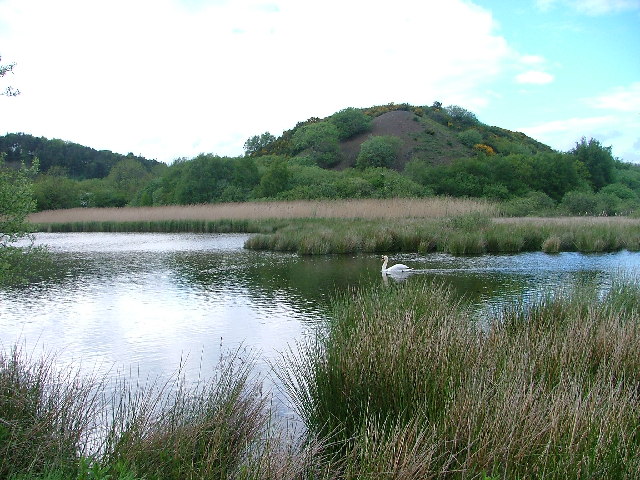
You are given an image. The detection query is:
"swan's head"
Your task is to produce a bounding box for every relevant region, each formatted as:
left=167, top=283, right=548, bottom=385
left=382, top=255, right=388, bottom=261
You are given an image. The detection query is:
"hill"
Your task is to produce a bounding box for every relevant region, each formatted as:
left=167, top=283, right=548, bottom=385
left=253, top=102, right=554, bottom=172
left=0, top=132, right=162, bottom=179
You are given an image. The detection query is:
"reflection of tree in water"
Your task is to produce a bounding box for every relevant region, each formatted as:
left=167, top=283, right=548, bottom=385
left=168, top=251, right=384, bottom=319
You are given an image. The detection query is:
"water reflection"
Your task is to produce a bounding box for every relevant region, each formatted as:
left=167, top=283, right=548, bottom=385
left=2, top=233, right=640, bottom=401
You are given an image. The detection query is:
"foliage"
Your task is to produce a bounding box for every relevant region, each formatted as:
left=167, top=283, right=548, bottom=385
left=106, top=158, right=154, bottom=197
left=500, top=191, right=556, bottom=216
left=33, top=174, right=81, bottom=210
left=243, top=131, right=276, bottom=156
left=559, top=189, right=640, bottom=216
left=570, top=137, right=616, bottom=191
left=290, top=121, right=341, bottom=168
left=356, top=135, right=401, bottom=169
left=457, top=128, right=483, bottom=147
left=0, top=157, right=38, bottom=244
left=256, top=157, right=290, bottom=198
left=328, top=107, right=372, bottom=140
left=408, top=152, right=588, bottom=202
left=146, top=154, right=260, bottom=205
left=444, top=104, right=479, bottom=127
left=0, top=133, right=162, bottom=180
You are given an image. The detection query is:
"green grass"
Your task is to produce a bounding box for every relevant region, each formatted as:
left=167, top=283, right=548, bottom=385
left=281, top=278, right=640, bottom=478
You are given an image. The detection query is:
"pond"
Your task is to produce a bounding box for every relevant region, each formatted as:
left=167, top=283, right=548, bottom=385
left=2, top=232, right=640, bottom=415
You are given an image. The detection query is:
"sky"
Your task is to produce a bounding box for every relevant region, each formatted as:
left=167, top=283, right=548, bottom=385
left=0, top=0, right=638, bottom=164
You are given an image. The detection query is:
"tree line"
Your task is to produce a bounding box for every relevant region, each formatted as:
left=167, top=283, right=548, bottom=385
left=2, top=102, right=639, bottom=217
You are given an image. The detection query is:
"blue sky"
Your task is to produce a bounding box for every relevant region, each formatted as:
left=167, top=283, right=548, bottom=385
left=0, top=0, right=638, bottom=163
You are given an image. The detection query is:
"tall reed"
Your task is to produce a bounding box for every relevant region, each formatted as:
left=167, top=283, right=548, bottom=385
left=246, top=215, right=640, bottom=255
left=0, top=347, right=318, bottom=480
left=0, top=346, right=103, bottom=478
left=282, top=278, right=640, bottom=478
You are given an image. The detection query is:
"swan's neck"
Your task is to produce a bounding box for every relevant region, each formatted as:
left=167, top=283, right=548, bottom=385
left=381, top=258, right=388, bottom=271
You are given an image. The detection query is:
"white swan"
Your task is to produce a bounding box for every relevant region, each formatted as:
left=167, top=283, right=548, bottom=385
left=381, top=255, right=412, bottom=273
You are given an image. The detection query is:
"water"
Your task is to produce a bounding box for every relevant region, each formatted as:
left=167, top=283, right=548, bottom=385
left=2, top=232, right=640, bottom=408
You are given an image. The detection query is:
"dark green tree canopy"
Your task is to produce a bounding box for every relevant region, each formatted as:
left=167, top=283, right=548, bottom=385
left=244, top=132, right=276, bottom=157
left=570, top=137, right=615, bottom=191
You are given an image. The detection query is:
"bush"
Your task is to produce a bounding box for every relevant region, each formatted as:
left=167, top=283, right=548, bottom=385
left=356, top=136, right=402, bottom=169
left=457, top=128, right=483, bottom=147
left=561, top=190, right=598, bottom=215
left=501, top=191, right=557, bottom=217
left=600, top=183, right=638, bottom=200
left=329, top=107, right=372, bottom=140
left=290, top=121, right=341, bottom=168
left=34, top=174, right=81, bottom=210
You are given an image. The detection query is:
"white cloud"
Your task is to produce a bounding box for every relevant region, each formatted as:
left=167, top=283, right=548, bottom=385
left=520, top=54, right=547, bottom=65
left=521, top=114, right=640, bottom=162
left=536, top=0, right=640, bottom=15
left=515, top=70, right=555, bottom=84
left=0, top=0, right=520, bottom=161
left=587, top=82, right=640, bottom=112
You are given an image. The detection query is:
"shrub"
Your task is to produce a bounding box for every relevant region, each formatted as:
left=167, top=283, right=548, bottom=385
left=457, top=128, right=483, bottom=147
left=290, top=121, right=341, bottom=168
left=356, top=136, right=402, bottom=169
left=501, top=191, right=557, bottom=217
left=560, top=190, right=598, bottom=215
left=328, top=107, right=372, bottom=140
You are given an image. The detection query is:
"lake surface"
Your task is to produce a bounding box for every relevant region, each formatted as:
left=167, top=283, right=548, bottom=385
left=2, top=232, right=640, bottom=414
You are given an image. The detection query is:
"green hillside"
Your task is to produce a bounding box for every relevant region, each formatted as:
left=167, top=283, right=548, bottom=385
left=250, top=102, right=553, bottom=170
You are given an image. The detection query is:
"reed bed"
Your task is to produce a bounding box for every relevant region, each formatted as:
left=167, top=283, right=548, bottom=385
left=282, top=279, right=640, bottom=479
left=246, top=214, right=640, bottom=255
left=28, top=198, right=497, bottom=224
left=0, top=347, right=317, bottom=480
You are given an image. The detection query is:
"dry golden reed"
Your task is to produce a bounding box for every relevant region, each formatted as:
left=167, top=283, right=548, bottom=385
left=28, top=198, right=497, bottom=224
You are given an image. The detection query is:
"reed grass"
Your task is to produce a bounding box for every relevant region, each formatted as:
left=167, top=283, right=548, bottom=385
left=28, top=198, right=498, bottom=224
left=246, top=215, right=640, bottom=255
left=0, top=346, right=103, bottom=478
left=282, top=278, right=640, bottom=478
left=28, top=200, right=640, bottom=256
left=0, top=347, right=318, bottom=480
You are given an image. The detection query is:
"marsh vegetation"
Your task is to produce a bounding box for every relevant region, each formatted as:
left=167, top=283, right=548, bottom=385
left=3, top=278, right=639, bottom=479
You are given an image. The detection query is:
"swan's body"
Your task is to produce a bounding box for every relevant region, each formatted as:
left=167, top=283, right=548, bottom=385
left=381, top=255, right=412, bottom=273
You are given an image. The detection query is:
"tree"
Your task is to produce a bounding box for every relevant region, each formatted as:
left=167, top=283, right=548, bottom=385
left=570, top=137, right=615, bottom=191
left=0, top=156, right=38, bottom=245
left=445, top=105, right=479, bottom=127
left=257, top=159, right=290, bottom=197
left=244, top=132, right=276, bottom=156
left=356, top=136, right=401, bottom=169
left=106, top=157, right=153, bottom=198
